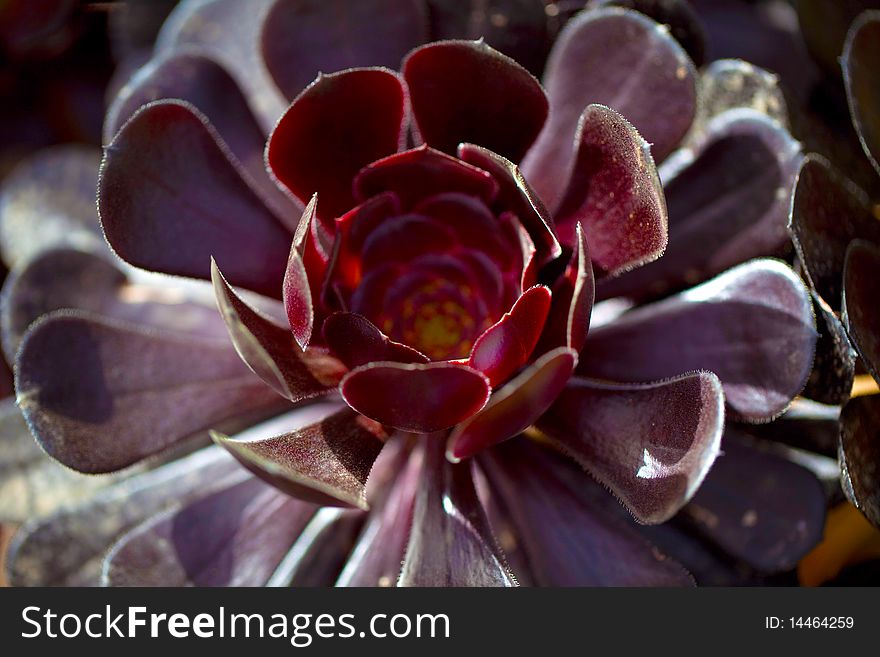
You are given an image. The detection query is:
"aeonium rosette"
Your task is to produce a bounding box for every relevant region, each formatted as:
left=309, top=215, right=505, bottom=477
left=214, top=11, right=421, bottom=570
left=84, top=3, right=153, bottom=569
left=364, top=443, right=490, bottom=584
left=100, top=39, right=666, bottom=469
left=5, top=3, right=823, bottom=587
left=261, top=58, right=585, bottom=451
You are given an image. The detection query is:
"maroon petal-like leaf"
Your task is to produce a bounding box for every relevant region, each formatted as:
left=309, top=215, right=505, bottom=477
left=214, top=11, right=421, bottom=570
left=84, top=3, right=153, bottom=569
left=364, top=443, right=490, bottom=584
left=104, top=50, right=300, bottom=228
left=843, top=10, right=880, bottom=178
left=359, top=215, right=457, bottom=271
left=403, top=39, right=548, bottom=163
left=341, top=361, right=491, bottom=433
left=468, top=285, right=551, bottom=386
left=100, top=100, right=292, bottom=298
left=450, top=347, right=577, bottom=461
left=536, top=223, right=594, bottom=354
left=323, top=312, right=428, bottom=369
left=682, top=431, right=826, bottom=573
left=267, top=68, right=408, bottom=223
left=262, top=0, right=428, bottom=100
left=0, top=248, right=230, bottom=364
left=284, top=195, right=318, bottom=349
left=104, top=477, right=315, bottom=586
left=579, top=259, right=817, bottom=422
left=843, top=240, right=880, bottom=384
left=479, top=438, right=694, bottom=586
left=458, top=143, right=561, bottom=266
left=323, top=192, right=401, bottom=305
left=7, top=447, right=244, bottom=586
left=839, top=394, right=880, bottom=528
left=212, top=404, right=387, bottom=510
left=14, top=310, right=285, bottom=474
left=353, top=145, right=499, bottom=209
left=155, top=0, right=287, bottom=132
left=523, top=7, right=696, bottom=211
left=0, top=145, right=107, bottom=268
left=399, top=439, right=515, bottom=586
left=212, top=260, right=343, bottom=402
left=537, top=372, right=724, bottom=524
left=789, top=155, right=880, bottom=312
left=337, top=443, right=422, bottom=586
left=554, top=104, right=667, bottom=272
left=599, top=109, right=803, bottom=300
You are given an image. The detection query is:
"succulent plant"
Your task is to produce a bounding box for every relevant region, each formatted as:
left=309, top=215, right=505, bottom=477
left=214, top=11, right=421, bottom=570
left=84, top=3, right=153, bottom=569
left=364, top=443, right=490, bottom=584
left=787, top=7, right=880, bottom=532
left=0, top=0, right=831, bottom=587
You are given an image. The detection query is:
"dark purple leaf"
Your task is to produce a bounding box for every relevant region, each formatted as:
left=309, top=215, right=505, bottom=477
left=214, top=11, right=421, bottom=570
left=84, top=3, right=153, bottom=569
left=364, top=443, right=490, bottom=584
left=843, top=240, right=880, bottom=384
left=108, top=0, right=178, bottom=60
left=593, top=0, right=707, bottom=67
left=426, top=0, right=550, bottom=75
left=744, top=399, right=841, bottom=458
left=449, top=347, right=577, bottom=461
left=399, top=439, right=515, bottom=586
left=0, top=145, right=107, bottom=267
left=341, top=361, right=490, bottom=433
left=554, top=104, right=667, bottom=272
left=104, top=477, right=315, bottom=586
left=579, top=259, right=817, bottom=421
left=535, top=223, right=594, bottom=354
left=267, top=68, right=408, bottom=223
left=155, top=0, right=287, bottom=131
left=269, top=508, right=364, bottom=587
left=213, top=404, right=386, bottom=510
left=7, top=447, right=244, bottom=586
left=0, top=248, right=229, bottom=364
left=403, top=39, right=548, bottom=163
left=468, top=285, right=552, bottom=387
left=635, top=519, right=760, bottom=586
left=104, top=50, right=300, bottom=227
left=211, top=260, right=344, bottom=402
left=839, top=394, right=880, bottom=528
left=322, top=312, right=428, bottom=369
left=537, top=372, right=724, bottom=524
left=15, top=310, right=286, bottom=474
left=523, top=7, right=696, bottom=211
left=802, top=292, right=856, bottom=405
left=693, top=0, right=820, bottom=106
left=99, top=100, right=292, bottom=299
left=480, top=438, right=694, bottom=586
left=336, top=443, right=422, bottom=586
left=789, top=155, right=880, bottom=312
left=682, top=432, right=826, bottom=572
left=262, top=0, right=428, bottom=100
left=843, top=11, right=880, bottom=177
left=599, top=109, right=802, bottom=300
left=796, top=0, right=878, bottom=78
left=457, top=143, right=561, bottom=266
